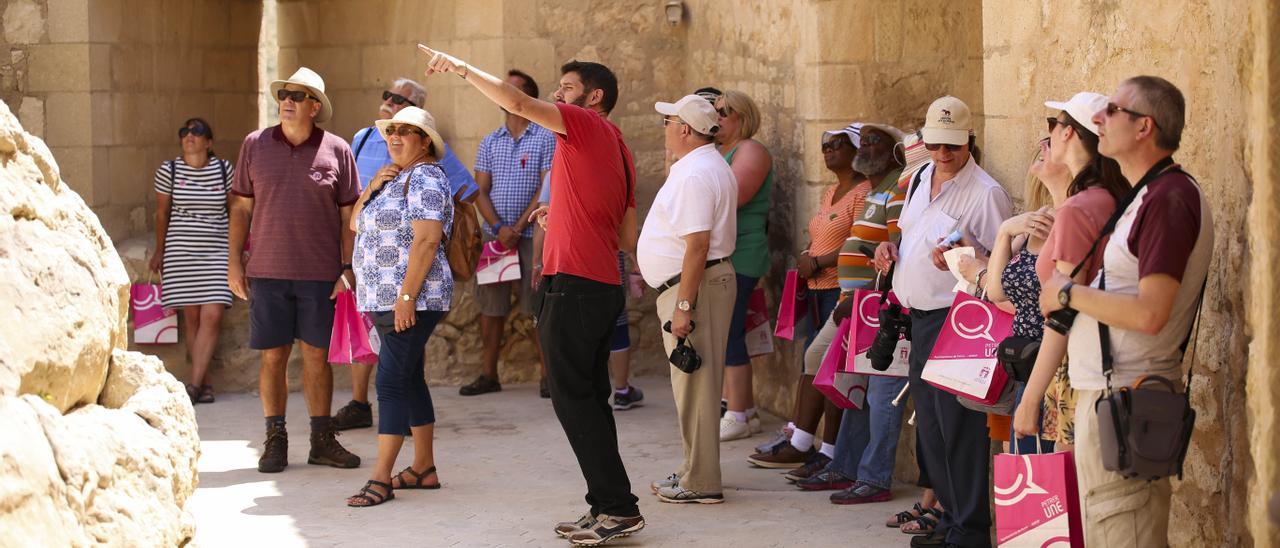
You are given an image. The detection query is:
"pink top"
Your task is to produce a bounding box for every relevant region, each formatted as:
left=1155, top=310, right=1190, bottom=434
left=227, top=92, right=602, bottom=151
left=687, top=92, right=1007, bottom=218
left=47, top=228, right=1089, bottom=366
left=1035, top=186, right=1117, bottom=284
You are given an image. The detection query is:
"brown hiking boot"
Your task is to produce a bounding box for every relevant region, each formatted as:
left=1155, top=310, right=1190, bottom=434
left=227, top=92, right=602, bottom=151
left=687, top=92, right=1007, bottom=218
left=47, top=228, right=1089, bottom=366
left=258, top=424, right=288, bottom=473
left=459, top=374, right=502, bottom=396
left=308, top=424, right=361, bottom=468
left=747, top=442, right=815, bottom=469
left=331, top=400, right=373, bottom=430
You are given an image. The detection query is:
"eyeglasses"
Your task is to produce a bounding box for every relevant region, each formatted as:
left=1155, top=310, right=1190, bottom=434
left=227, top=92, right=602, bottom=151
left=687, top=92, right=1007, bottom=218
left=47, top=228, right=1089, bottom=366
left=382, top=91, right=417, bottom=107
left=1046, top=117, right=1066, bottom=133
left=923, top=142, right=964, bottom=152
left=178, top=125, right=209, bottom=139
left=861, top=133, right=885, bottom=146
left=383, top=124, right=426, bottom=138
left=277, top=89, right=318, bottom=103
left=1104, top=102, right=1158, bottom=128
left=661, top=117, right=686, bottom=127
left=821, top=139, right=848, bottom=152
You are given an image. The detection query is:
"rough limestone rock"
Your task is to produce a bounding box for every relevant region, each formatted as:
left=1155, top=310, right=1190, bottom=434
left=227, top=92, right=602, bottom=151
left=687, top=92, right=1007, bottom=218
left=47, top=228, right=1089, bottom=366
left=0, top=99, right=199, bottom=546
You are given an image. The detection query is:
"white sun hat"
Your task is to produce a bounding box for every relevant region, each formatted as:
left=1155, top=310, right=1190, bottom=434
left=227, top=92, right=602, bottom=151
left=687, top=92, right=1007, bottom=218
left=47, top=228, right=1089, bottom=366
left=271, top=67, right=334, bottom=123
left=374, top=106, right=446, bottom=158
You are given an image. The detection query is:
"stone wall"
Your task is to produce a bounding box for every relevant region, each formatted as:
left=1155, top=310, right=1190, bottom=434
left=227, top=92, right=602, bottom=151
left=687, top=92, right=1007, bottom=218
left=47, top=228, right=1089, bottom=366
left=0, top=0, right=261, bottom=241
left=980, top=0, right=1261, bottom=544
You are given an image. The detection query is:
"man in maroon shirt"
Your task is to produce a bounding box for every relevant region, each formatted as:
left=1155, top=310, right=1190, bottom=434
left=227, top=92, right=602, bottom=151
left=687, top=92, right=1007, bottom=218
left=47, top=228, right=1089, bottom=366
left=419, top=45, right=643, bottom=545
left=229, top=67, right=362, bottom=474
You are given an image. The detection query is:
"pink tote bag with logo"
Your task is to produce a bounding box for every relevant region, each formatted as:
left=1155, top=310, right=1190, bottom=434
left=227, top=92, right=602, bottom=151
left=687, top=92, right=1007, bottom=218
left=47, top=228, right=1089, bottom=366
left=774, top=269, right=810, bottom=340
left=813, top=318, right=869, bottom=409
left=845, top=288, right=910, bottom=377
left=994, top=445, right=1084, bottom=547
left=131, top=280, right=177, bottom=344
left=476, top=241, right=521, bottom=285
left=921, top=292, right=1013, bottom=404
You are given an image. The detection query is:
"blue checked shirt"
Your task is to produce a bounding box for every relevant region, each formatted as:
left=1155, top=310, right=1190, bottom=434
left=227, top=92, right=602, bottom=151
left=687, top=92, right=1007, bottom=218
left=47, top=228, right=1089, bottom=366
left=475, top=123, right=555, bottom=238
left=351, top=126, right=478, bottom=200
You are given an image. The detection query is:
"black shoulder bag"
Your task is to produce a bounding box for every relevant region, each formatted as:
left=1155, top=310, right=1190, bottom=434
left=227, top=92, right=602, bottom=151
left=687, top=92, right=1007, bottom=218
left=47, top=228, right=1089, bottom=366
left=1065, top=157, right=1205, bottom=480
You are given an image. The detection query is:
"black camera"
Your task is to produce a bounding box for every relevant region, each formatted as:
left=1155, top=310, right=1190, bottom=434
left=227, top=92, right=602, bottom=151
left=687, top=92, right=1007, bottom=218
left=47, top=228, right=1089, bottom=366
left=1045, top=307, right=1078, bottom=335
left=867, top=303, right=911, bottom=371
left=663, top=321, right=703, bottom=374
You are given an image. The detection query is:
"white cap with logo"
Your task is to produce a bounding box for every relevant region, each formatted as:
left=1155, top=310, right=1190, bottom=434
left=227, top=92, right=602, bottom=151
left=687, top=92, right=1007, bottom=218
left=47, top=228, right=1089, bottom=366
left=1044, top=92, right=1109, bottom=136
left=920, top=96, right=973, bottom=146
left=655, top=95, right=721, bottom=135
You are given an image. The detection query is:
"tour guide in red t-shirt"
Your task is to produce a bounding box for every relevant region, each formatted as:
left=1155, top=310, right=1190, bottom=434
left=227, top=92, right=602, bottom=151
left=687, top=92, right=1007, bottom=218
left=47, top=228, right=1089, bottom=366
left=228, top=67, right=362, bottom=475
left=417, top=45, right=644, bottom=544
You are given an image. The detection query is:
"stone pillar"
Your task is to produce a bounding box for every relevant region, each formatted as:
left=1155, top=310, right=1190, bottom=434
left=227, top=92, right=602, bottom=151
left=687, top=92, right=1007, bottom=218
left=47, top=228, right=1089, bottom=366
left=1247, top=0, right=1280, bottom=544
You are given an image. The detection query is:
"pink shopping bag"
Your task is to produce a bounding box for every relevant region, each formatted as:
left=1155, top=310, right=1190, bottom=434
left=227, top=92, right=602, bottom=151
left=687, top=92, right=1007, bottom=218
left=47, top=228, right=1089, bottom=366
left=476, top=241, right=522, bottom=285
left=921, top=292, right=1014, bottom=404
left=813, top=318, right=869, bottom=409
left=744, top=286, right=775, bottom=357
left=994, top=447, right=1084, bottom=547
left=131, top=281, right=178, bottom=344
left=328, top=288, right=378, bottom=365
left=774, top=269, right=810, bottom=340
left=845, top=288, right=910, bottom=377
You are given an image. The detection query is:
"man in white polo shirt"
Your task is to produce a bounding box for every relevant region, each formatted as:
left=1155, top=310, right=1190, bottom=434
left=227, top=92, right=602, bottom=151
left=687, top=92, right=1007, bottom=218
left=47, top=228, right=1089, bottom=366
left=875, top=96, right=1012, bottom=548
left=639, top=95, right=738, bottom=505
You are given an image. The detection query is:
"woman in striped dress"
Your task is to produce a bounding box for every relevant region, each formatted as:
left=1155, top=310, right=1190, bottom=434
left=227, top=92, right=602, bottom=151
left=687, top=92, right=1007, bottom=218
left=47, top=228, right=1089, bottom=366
left=149, top=117, right=234, bottom=404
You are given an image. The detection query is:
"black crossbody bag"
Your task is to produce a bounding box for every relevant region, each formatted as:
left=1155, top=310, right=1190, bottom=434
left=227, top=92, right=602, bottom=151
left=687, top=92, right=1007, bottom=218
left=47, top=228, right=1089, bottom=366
left=1063, top=157, right=1205, bottom=480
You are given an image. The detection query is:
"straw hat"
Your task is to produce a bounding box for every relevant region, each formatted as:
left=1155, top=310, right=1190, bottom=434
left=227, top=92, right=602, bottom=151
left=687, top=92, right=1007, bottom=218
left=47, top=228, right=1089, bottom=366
left=374, top=107, right=446, bottom=158
left=270, top=67, right=334, bottom=123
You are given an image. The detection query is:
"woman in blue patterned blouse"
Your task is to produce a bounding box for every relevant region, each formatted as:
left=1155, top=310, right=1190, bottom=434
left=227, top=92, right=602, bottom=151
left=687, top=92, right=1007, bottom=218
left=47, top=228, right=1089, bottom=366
left=345, top=107, right=454, bottom=507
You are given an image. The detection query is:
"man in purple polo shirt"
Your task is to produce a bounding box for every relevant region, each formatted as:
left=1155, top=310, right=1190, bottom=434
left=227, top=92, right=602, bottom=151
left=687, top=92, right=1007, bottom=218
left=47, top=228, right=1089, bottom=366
left=229, top=67, right=362, bottom=473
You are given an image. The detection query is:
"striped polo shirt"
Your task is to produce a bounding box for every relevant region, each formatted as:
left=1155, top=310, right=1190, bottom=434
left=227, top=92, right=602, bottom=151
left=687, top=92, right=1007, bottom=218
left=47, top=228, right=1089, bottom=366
left=837, top=168, right=905, bottom=293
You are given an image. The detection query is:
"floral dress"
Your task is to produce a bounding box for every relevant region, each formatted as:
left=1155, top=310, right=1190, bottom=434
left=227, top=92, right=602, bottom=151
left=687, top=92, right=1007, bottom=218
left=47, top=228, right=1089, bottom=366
left=1000, top=248, right=1044, bottom=340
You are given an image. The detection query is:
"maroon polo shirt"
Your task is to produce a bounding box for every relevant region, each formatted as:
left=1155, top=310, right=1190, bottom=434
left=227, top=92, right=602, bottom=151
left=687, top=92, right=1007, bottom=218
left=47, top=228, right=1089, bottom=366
left=231, top=124, right=360, bottom=282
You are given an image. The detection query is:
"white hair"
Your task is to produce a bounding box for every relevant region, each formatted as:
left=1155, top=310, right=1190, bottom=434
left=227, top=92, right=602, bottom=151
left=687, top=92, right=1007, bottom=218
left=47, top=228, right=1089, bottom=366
left=392, top=78, right=427, bottom=106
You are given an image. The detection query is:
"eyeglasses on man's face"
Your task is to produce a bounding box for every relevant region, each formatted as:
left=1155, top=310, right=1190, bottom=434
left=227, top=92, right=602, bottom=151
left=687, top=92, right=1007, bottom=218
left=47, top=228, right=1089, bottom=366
left=1104, top=102, right=1158, bottom=129
left=383, top=90, right=417, bottom=106
left=923, top=142, right=964, bottom=152
left=277, top=89, right=318, bottom=103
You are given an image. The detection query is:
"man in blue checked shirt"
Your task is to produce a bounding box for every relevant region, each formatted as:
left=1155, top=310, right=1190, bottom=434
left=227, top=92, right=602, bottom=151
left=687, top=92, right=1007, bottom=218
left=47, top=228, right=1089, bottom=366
left=330, top=77, right=480, bottom=432
left=459, top=69, right=557, bottom=398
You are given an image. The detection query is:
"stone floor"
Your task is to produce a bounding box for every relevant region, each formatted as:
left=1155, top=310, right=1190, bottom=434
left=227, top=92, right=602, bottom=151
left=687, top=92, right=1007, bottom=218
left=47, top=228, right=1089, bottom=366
left=188, top=377, right=921, bottom=547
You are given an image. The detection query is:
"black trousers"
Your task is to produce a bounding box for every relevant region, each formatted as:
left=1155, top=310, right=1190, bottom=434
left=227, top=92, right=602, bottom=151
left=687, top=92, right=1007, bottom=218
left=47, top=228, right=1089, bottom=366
left=535, top=273, right=640, bottom=517
left=908, top=308, right=992, bottom=548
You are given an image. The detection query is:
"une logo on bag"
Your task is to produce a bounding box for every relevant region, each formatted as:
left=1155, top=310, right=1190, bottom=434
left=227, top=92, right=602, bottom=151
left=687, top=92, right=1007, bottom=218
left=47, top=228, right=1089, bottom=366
left=993, top=455, right=1050, bottom=506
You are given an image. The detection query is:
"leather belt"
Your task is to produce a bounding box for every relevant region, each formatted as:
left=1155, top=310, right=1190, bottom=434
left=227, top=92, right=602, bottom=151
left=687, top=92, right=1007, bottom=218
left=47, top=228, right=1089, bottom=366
left=656, top=257, right=730, bottom=294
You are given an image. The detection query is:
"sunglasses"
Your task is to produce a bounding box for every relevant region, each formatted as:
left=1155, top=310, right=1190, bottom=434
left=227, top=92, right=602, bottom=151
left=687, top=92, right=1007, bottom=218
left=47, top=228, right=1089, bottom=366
left=821, top=139, right=849, bottom=152
left=861, top=133, right=885, bottom=146
left=716, top=107, right=731, bottom=118
left=276, top=89, right=318, bottom=103
left=1046, top=117, right=1067, bottom=133
left=382, top=91, right=417, bottom=106
left=923, top=142, right=965, bottom=152
left=178, top=125, right=209, bottom=139
left=383, top=124, right=426, bottom=138
left=1104, top=102, right=1158, bottom=129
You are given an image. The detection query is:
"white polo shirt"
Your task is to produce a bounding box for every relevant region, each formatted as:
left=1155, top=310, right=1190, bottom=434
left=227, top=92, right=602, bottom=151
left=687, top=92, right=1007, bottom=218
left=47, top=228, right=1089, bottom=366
left=637, top=143, right=738, bottom=288
left=893, top=157, right=1012, bottom=311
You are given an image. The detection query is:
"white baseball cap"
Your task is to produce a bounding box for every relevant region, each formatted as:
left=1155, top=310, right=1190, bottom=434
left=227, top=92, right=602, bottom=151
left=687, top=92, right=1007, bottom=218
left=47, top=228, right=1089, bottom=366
left=655, top=95, right=721, bottom=135
left=823, top=123, right=864, bottom=148
left=920, top=96, right=973, bottom=146
left=1044, top=92, right=1109, bottom=136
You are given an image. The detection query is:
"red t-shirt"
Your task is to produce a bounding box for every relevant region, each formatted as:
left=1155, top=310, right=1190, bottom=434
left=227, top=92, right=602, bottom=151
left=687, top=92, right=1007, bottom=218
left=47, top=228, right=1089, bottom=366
left=542, top=104, right=636, bottom=285
left=230, top=125, right=359, bottom=281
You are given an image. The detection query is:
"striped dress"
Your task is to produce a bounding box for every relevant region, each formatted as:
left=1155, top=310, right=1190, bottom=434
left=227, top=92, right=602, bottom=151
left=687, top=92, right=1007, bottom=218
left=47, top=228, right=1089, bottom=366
left=154, top=156, right=234, bottom=308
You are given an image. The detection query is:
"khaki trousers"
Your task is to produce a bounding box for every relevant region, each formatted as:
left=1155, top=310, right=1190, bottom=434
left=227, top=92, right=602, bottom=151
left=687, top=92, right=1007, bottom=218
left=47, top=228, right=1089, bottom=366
left=1074, top=388, right=1172, bottom=547
left=655, top=261, right=736, bottom=494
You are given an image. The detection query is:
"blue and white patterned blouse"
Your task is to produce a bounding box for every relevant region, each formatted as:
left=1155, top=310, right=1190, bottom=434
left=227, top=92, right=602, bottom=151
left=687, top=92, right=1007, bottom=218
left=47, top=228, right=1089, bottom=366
left=353, top=163, right=454, bottom=312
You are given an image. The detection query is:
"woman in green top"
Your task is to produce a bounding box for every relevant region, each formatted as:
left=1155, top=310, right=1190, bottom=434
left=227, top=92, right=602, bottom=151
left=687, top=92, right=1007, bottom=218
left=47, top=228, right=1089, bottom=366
left=714, top=90, right=774, bottom=442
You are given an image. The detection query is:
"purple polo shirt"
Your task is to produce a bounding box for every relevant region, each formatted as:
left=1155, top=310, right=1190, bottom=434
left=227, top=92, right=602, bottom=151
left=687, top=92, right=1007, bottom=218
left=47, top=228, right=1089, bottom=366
left=231, top=124, right=360, bottom=282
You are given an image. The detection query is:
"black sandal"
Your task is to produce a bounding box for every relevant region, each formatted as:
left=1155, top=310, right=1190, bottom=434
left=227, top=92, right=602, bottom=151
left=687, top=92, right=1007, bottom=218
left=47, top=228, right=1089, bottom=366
left=196, top=384, right=215, bottom=404
left=392, top=466, right=441, bottom=490
left=886, top=502, right=927, bottom=528
left=346, top=480, right=394, bottom=507
left=185, top=384, right=199, bottom=404
left=900, top=512, right=939, bottom=535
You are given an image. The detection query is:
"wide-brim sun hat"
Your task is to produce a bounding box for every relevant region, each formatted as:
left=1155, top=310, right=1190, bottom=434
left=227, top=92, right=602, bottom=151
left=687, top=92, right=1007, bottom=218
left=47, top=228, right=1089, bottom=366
left=859, top=123, right=907, bottom=144
left=271, top=67, right=334, bottom=123
left=1045, top=92, right=1109, bottom=136
left=374, top=106, right=446, bottom=158
left=920, top=95, right=973, bottom=146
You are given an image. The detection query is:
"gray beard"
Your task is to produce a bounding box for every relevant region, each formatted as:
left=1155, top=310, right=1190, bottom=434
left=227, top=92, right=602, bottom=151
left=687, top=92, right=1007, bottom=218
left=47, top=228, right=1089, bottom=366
left=853, top=151, right=892, bottom=178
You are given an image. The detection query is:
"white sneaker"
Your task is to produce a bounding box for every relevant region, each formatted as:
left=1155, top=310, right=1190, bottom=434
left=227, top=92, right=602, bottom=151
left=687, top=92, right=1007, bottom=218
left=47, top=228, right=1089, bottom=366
left=748, top=414, right=762, bottom=434
left=720, top=416, right=751, bottom=441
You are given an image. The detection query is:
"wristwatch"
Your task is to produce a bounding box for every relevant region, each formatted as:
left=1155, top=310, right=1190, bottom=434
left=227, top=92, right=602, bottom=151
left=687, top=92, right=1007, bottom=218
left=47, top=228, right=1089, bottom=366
left=401, top=293, right=414, bottom=302
left=676, top=299, right=692, bottom=312
left=1058, top=281, right=1075, bottom=307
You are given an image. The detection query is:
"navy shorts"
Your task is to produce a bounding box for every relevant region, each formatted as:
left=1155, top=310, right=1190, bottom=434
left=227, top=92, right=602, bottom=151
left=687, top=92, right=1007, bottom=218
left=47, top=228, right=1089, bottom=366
left=725, top=274, right=760, bottom=366
left=609, top=311, right=630, bottom=352
left=248, top=278, right=336, bottom=350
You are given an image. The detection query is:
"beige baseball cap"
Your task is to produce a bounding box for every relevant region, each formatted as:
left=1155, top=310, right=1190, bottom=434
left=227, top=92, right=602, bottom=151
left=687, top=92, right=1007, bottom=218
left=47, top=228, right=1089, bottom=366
left=1045, top=92, right=1109, bottom=136
left=655, top=95, right=721, bottom=135
left=920, top=96, right=973, bottom=146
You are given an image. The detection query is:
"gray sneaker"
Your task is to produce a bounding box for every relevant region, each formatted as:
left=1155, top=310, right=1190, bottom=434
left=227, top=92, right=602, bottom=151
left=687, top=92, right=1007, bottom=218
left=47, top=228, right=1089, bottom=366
left=555, top=512, right=596, bottom=538
left=655, top=485, right=724, bottom=504
left=755, top=426, right=793, bottom=454
left=650, top=472, right=680, bottom=494
left=567, top=514, right=645, bottom=546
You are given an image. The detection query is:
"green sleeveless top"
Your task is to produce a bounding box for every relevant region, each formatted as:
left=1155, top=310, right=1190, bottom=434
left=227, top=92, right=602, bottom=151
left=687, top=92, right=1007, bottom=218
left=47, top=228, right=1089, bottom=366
left=724, top=144, right=773, bottom=278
